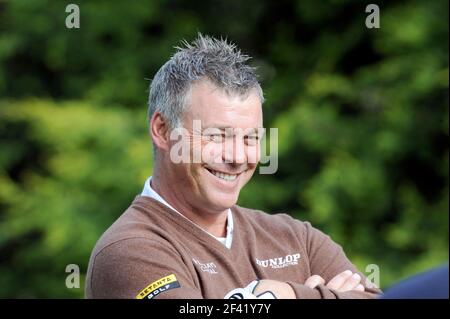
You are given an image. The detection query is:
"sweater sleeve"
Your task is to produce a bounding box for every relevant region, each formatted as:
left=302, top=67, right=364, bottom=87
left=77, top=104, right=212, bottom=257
left=288, top=221, right=382, bottom=299
left=86, top=237, right=203, bottom=299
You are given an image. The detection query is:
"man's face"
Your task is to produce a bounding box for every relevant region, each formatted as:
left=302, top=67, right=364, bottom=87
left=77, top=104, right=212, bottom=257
left=167, top=80, right=263, bottom=213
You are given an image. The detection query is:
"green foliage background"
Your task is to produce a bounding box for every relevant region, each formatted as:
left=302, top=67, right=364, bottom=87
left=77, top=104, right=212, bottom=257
left=0, top=0, right=448, bottom=298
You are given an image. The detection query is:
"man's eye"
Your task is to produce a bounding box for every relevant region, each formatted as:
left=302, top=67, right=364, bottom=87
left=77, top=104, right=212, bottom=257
left=245, top=135, right=260, bottom=143
left=245, top=135, right=259, bottom=145
left=206, top=134, right=224, bottom=142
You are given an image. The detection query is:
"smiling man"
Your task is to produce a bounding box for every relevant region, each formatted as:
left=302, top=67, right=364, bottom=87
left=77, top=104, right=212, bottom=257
left=85, top=34, right=382, bottom=299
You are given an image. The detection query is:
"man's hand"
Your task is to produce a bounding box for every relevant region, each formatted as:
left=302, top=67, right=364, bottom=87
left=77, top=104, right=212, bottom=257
left=226, top=270, right=366, bottom=299
left=252, top=270, right=365, bottom=299
left=253, top=279, right=296, bottom=299
left=304, top=270, right=365, bottom=292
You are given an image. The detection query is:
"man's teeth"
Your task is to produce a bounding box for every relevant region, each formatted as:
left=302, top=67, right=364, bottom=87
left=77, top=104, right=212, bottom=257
left=208, top=169, right=238, bottom=181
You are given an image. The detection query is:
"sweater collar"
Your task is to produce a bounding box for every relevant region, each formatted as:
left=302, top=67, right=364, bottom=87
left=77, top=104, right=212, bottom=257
left=140, top=176, right=234, bottom=249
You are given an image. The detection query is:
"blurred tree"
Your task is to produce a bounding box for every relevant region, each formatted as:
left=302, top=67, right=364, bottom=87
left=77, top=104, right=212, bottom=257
left=0, top=100, right=152, bottom=297
left=0, top=0, right=448, bottom=297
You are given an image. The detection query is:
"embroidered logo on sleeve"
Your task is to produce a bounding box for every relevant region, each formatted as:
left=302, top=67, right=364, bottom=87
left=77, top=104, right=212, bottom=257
left=136, top=274, right=181, bottom=299
left=192, top=258, right=218, bottom=274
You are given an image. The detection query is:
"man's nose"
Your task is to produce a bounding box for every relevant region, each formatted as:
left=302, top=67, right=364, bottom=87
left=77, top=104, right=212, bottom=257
left=224, top=136, right=246, bottom=164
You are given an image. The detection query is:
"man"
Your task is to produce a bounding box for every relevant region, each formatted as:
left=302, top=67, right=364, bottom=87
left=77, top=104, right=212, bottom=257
left=85, top=34, right=381, bottom=299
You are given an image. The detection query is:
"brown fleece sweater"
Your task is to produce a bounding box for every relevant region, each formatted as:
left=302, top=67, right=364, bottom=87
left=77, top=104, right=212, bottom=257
left=85, top=196, right=381, bottom=299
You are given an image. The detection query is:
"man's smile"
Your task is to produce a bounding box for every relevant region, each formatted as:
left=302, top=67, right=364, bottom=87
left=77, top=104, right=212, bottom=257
left=204, top=167, right=244, bottom=182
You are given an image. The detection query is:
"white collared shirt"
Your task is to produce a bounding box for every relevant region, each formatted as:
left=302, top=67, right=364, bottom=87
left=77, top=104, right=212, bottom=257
left=141, top=176, right=234, bottom=249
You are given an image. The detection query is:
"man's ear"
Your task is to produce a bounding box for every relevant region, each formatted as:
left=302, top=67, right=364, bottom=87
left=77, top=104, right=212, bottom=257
left=150, top=112, right=170, bottom=152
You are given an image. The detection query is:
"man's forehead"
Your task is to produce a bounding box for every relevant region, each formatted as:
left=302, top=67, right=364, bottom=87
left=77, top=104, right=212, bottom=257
left=183, top=80, right=263, bottom=129
left=187, top=80, right=261, bottom=106
left=200, top=124, right=263, bottom=133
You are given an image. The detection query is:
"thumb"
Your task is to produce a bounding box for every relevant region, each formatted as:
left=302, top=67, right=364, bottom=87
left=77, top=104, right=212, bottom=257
left=304, top=275, right=325, bottom=289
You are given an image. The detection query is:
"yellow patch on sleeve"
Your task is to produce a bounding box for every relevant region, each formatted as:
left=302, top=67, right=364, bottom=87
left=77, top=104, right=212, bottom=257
left=136, top=274, right=178, bottom=299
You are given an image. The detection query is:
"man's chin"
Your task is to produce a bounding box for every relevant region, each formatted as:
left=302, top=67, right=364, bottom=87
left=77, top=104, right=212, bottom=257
left=206, top=194, right=239, bottom=211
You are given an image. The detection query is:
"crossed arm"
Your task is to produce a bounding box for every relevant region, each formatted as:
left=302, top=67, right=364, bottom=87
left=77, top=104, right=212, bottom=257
left=226, top=220, right=382, bottom=299
left=251, top=270, right=375, bottom=299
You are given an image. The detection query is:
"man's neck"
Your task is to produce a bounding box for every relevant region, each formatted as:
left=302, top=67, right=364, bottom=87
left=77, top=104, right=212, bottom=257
left=150, top=174, right=228, bottom=238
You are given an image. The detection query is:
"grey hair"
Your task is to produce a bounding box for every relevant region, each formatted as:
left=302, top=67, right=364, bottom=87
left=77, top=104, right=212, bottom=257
left=147, top=33, right=264, bottom=130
